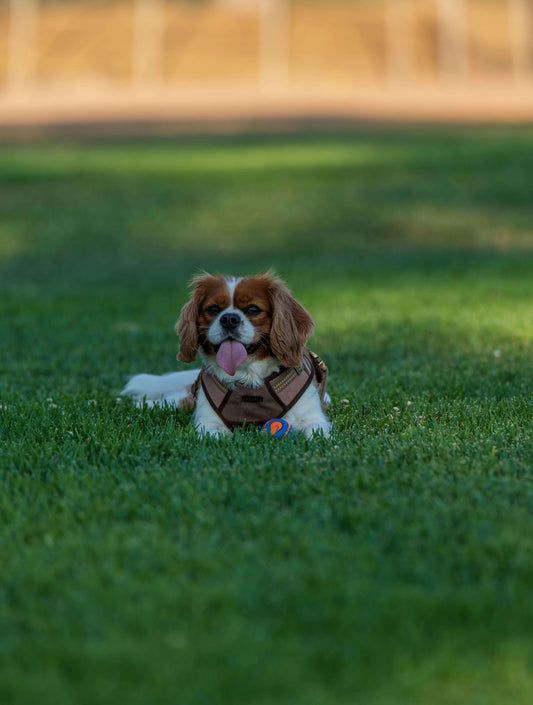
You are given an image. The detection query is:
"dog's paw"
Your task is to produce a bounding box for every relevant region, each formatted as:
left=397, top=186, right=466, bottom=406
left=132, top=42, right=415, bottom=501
left=196, top=425, right=232, bottom=439
left=303, top=422, right=331, bottom=439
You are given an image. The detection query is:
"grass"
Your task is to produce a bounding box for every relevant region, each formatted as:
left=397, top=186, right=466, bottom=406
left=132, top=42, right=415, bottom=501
left=1, top=127, right=533, bottom=705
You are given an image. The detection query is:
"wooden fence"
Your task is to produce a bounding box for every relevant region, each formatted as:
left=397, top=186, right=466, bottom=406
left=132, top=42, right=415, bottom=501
left=0, top=0, right=532, bottom=128
left=1, top=0, right=532, bottom=90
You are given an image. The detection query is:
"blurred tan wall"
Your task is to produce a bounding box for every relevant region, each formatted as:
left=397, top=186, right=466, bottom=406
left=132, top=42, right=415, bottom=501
left=0, top=0, right=530, bottom=88
left=0, top=0, right=532, bottom=127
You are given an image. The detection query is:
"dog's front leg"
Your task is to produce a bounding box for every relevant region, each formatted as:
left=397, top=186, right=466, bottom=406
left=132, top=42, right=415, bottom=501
left=193, top=389, right=232, bottom=438
left=284, top=385, right=331, bottom=439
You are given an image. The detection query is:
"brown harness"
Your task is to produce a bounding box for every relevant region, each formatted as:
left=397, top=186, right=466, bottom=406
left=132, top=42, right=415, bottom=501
left=187, top=350, right=328, bottom=431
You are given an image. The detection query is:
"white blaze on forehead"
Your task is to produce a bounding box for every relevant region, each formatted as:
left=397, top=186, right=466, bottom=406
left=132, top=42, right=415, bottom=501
left=207, top=276, right=254, bottom=347
left=225, top=277, right=242, bottom=307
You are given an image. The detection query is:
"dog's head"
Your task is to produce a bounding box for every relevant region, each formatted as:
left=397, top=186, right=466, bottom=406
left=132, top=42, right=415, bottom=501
left=176, top=273, right=314, bottom=375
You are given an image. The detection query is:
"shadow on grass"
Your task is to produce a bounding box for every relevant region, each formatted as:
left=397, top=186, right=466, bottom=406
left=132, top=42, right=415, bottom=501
left=0, top=128, right=532, bottom=269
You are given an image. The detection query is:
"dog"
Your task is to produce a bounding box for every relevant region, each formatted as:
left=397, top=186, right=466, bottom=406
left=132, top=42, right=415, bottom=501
left=121, top=273, right=331, bottom=438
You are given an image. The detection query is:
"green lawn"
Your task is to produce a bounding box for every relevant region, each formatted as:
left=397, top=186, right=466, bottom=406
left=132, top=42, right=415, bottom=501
left=1, top=128, right=533, bottom=705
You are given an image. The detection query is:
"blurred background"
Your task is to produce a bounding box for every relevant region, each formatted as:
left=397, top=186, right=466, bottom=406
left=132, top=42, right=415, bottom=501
left=1, top=0, right=532, bottom=132
left=2, top=7, right=533, bottom=703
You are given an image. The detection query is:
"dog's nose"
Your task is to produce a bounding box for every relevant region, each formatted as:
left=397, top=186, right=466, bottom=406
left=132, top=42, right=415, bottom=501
left=220, top=312, right=241, bottom=330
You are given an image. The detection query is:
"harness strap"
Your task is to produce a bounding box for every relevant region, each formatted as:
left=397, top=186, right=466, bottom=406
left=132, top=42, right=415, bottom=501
left=308, top=350, right=329, bottom=408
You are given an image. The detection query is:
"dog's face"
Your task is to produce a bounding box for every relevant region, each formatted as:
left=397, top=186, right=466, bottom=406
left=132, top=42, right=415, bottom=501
left=176, top=273, right=314, bottom=375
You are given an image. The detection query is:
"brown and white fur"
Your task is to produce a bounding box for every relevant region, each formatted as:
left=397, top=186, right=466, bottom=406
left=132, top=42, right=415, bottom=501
left=121, top=273, right=331, bottom=438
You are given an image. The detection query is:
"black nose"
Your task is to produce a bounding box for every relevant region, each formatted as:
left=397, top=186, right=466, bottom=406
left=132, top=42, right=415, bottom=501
left=220, top=312, right=241, bottom=330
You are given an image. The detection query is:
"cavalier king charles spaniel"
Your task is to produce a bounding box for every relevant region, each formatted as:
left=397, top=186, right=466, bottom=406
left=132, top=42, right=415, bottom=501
left=122, top=273, right=331, bottom=438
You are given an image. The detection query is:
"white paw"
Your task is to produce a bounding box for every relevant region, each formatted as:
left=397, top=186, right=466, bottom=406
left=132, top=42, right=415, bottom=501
left=196, top=425, right=232, bottom=439
left=303, top=423, right=331, bottom=439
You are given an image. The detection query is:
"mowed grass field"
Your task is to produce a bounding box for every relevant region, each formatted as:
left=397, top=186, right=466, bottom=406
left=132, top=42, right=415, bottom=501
left=1, top=128, right=533, bottom=705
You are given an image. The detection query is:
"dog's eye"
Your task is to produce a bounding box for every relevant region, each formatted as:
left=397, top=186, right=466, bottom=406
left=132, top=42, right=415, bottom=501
left=206, top=305, right=221, bottom=316
left=244, top=305, right=261, bottom=315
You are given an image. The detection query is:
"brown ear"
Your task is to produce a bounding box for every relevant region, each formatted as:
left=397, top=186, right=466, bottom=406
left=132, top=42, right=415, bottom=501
left=176, top=274, right=211, bottom=363
left=269, top=277, right=314, bottom=368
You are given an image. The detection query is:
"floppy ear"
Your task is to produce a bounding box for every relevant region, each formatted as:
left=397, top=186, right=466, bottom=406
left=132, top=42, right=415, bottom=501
left=176, top=299, right=199, bottom=363
left=268, top=277, right=314, bottom=368
left=176, top=275, right=210, bottom=363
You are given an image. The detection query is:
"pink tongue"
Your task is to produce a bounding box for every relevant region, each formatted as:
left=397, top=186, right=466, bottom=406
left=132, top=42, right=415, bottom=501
left=216, top=340, right=248, bottom=376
